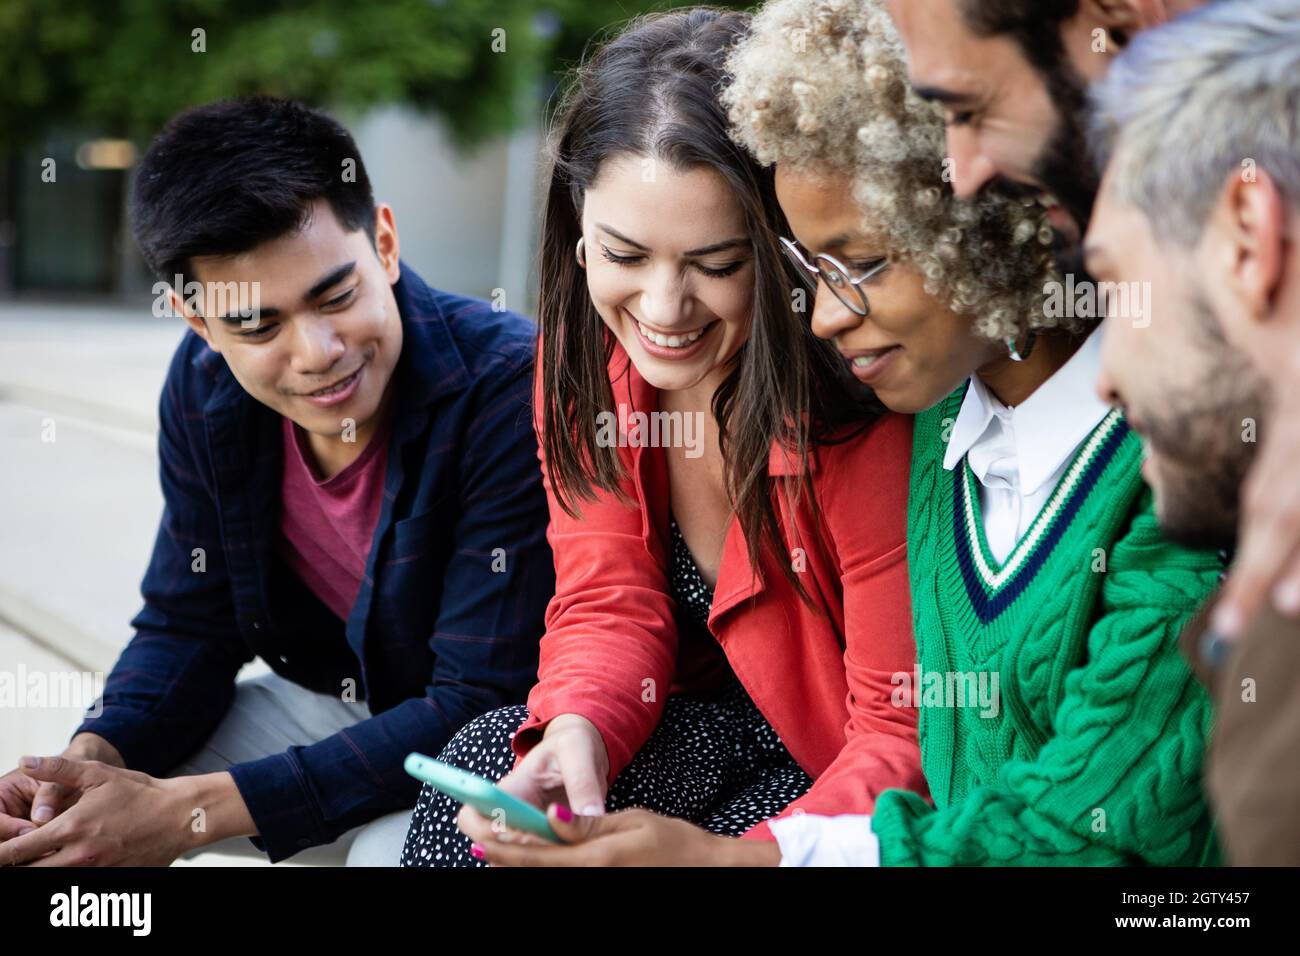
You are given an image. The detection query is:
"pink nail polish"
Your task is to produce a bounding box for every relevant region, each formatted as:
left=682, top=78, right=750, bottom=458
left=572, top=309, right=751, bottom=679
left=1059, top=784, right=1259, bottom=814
left=555, top=804, right=573, bottom=823
left=470, top=843, right=486, bottom=860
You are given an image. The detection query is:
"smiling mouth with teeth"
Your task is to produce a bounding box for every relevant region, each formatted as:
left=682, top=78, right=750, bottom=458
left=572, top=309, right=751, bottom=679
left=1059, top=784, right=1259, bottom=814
left=636, top=320, right=712, bottom=349
left=308, top=368, right=359, bottom=396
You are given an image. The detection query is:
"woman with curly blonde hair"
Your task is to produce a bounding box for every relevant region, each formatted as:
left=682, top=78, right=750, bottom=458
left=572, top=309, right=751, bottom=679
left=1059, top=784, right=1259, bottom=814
left=724, top=0, right=1078, bottom=409
left=715, top=0, right=1223, bottom=866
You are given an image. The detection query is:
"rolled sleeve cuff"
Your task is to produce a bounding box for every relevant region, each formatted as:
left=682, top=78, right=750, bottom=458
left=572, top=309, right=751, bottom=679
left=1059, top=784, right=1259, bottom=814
left=227, top=751, right=331, bottom=863
left=769, top=813, right=881, bottom=867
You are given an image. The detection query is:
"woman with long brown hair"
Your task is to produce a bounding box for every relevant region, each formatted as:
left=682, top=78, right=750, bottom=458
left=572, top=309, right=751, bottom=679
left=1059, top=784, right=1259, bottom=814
left=400, top=5, right=924, bottom=867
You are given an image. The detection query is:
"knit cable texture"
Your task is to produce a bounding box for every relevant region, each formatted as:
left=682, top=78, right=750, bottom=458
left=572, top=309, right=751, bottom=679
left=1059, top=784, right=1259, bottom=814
left=871, top=387, right=1222, bottom=866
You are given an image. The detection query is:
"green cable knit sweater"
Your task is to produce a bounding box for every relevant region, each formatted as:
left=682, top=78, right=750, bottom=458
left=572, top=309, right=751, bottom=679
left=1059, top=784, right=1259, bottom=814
left=871, top=387, right=1223, bottom=865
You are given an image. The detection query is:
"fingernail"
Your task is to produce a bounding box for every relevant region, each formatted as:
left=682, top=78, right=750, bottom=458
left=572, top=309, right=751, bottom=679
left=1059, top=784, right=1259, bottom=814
left=1273, top=580, right=1300, bottom=615
left=1201, top=629, right=1233, bottom=669
left=17, top=827, right=34, bottom=837
left=470, top=843, right=485, bottom=861
left=554, top=804, right=573, bottom=823
left=19, top=756, right=39, bottom=769
left=579, top=803, right=603, bottom=816
left=32, top=806, right=53, bottom=823
left=1210, top=604, right=1242, bottom=639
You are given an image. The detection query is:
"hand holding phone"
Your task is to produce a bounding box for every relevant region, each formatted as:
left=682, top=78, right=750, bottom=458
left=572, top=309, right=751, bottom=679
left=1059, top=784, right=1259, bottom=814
left=403, top=753, right=560, bottom=842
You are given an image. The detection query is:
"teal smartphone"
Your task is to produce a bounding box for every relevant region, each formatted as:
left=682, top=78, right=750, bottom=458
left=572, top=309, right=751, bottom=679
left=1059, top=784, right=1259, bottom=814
left=403, top=753, right=560, bottom=843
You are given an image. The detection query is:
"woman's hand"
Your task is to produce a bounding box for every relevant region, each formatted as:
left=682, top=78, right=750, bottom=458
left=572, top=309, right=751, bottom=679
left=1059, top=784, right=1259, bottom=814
left=475, top=804, right=782, bottom=867
left=456, top=712, right=609, bottom=848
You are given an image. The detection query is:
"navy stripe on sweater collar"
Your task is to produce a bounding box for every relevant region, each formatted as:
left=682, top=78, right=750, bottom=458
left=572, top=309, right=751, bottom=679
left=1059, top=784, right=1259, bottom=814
left=952, top=417, right=1131, bottom=625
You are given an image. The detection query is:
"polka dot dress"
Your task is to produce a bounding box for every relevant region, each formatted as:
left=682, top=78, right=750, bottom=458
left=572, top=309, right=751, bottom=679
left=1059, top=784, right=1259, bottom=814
left=399, top=518, right=812, bottom=867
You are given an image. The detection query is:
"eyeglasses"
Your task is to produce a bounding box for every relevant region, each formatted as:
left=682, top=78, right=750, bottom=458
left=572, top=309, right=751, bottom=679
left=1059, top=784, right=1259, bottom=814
left=780, top=237, right=889, bottom=317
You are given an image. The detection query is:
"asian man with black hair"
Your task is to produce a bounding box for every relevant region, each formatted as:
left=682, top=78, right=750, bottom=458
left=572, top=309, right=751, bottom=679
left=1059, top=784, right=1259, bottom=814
left=0, top=96, right=553, bottom=867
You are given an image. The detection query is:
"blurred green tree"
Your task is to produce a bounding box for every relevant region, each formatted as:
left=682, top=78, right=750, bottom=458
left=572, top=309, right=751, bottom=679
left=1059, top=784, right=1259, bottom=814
left=0, top=0, right=749, bottom=151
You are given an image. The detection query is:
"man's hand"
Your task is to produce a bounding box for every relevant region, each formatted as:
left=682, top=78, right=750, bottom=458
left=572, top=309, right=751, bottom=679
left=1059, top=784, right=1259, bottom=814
left=31, top=733, right=126, bottom=829
left=0, top=733, right=123, bottom=837
left=471, top=804, right=782, bottom=867
left=0, top=768, right=40, bottom=841
left=0, top=756, right=255, bottom=867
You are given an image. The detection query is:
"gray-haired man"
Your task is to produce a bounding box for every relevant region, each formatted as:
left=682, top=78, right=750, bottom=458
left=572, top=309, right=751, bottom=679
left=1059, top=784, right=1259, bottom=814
left=1087, top=0, right=1300, bottom=865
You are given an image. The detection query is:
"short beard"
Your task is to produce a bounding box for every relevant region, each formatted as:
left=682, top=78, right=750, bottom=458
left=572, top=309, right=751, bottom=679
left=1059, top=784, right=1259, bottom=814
left=978, top=54, right=1099, bottom=281
left=1150, top=447, right=1249, bottom=551
left=1033, top=64, right=1098, bottom=254
left=1145, top=294, right=1266, bottom=549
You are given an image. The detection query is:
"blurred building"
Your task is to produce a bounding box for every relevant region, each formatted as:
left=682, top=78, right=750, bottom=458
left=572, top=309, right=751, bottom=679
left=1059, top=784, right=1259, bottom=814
left=0, top=104, right=543, bottom=315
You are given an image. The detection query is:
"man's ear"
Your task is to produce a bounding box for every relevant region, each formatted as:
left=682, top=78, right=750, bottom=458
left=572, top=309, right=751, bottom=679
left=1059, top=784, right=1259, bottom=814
left=1218, top=167, right=1287, bottom=325
left=373, top=203, right=401, bottom=284
left=169, top=287, right=220, bottom=353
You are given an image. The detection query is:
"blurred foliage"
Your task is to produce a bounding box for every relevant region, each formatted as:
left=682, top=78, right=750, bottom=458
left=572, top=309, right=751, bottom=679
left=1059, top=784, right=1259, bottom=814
left=0, top=0, right=750, bottom=151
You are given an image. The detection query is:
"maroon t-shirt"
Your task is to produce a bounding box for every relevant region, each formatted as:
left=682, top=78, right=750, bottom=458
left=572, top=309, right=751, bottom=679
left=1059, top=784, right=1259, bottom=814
left=277, top=416, right=391, bottom=622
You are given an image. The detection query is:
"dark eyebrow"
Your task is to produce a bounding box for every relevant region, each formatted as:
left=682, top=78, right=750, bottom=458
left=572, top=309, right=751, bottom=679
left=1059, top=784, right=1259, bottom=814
left=803, top=234, right=876, bottom=256
left=596, top=223, right=649, bottom=251
left=213, top=309, right=275, bottom=326
left=212, top=302, right=279, bottom=326
left=306, top=260, right=357, bottom=301
left=683, top=237, right=751, bottom=257
left=913, top=85, right=975, bottom=106
left=211, top=260, right=357, bottom=325
left=596, top=222, right=750, bottom=258
left=816, top=234, right=853, bottom=251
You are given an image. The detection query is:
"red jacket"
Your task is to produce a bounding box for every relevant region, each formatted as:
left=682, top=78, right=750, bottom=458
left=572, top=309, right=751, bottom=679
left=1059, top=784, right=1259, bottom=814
left=513, top=344, right=926, bottom=840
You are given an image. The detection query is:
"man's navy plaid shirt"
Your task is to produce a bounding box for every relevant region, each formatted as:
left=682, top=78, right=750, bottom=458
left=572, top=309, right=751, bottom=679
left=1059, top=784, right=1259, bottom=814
left=74, top=263, right=554, bottom=861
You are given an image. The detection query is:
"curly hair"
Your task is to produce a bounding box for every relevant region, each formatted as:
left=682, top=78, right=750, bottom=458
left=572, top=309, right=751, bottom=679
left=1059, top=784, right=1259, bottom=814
left=723, top=0, right=1080, bottom=341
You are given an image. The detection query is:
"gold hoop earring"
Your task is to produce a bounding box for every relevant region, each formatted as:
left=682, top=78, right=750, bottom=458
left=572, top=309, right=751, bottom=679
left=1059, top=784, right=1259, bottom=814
left=575, top=237, right=586, bottom=268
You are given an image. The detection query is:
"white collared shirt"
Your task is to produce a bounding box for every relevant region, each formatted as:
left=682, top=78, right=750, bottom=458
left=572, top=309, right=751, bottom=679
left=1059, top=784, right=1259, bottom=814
left=770, top=327, right=1111, bottom=867
left=942, top=327, right=1111, bottom=564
